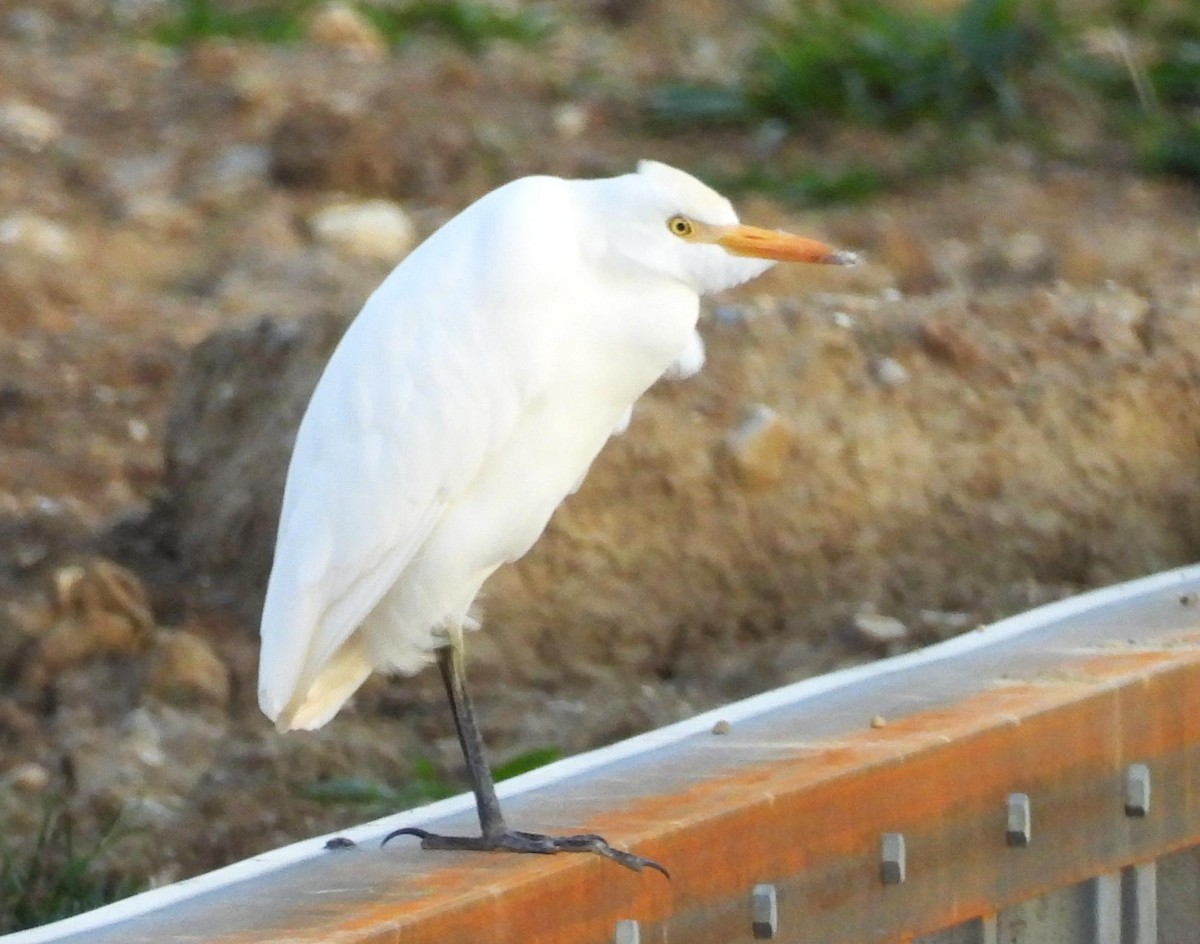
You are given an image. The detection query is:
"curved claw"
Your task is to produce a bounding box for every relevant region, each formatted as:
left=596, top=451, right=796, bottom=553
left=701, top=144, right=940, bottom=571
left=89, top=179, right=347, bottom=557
left=618, top=851, right=670, bottom=879
left=575, top=840, right=670, bottom=878
left=381, top=826, right=431, bottom=847
left=537, top=833, right=669, bottom=877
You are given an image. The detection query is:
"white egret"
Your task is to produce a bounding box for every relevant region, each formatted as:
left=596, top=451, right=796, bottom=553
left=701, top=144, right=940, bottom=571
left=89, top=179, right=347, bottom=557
left=258, top=160, right=858, bottom=873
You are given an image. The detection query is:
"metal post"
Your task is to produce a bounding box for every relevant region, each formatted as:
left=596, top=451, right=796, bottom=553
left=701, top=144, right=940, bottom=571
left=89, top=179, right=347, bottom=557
left=1121, top=862, right=1156, bottom=944
left=1091, top=872, right=1121, bottom=944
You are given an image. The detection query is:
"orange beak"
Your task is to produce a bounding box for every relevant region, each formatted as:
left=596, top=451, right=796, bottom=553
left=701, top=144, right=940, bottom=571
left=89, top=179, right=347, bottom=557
left=717, top=224, right=860, bottom=266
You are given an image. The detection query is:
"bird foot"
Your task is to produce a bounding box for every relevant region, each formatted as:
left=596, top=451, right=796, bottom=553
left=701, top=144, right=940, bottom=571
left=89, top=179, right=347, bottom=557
left=382, top=826, right=669, bottom=877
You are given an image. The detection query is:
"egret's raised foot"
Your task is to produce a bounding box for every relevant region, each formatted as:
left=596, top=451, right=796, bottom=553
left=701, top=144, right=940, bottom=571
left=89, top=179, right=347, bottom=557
left=382, top=827, right=669, bottom=877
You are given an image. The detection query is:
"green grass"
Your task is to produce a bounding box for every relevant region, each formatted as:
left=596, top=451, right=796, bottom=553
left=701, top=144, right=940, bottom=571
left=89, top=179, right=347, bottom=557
left=152, top=0, right=552, bottom=52
left=153, top=0, right=308, bottom=44
left=299, top=757, right=455, bottom=810
left=491, top=746, right=560, bottom=781
left=649, top=0, right=1200, bottom=198
left=0, top=801, right=142, bottom=934
left=1137, top=114, right=1200, bottom=178
left=714, top=164, right=889, bottom=206
left=365, top=1, right=552, bottom=54
left=746, top=0, right=1054, bottom=130
left=1081, top=2, right=1200, bottom=182
left=298, top=747, right=562, bottom=812
left=645, top=84, right=756, bottom=130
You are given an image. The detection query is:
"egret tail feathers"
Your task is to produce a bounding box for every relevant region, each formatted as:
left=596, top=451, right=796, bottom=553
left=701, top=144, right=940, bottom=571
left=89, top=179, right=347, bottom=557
left=269, top=635, right=373, bottom=732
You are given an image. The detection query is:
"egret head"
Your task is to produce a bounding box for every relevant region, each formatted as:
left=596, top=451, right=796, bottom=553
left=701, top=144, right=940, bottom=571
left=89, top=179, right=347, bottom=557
left=593, top=160, right=859, bottom=295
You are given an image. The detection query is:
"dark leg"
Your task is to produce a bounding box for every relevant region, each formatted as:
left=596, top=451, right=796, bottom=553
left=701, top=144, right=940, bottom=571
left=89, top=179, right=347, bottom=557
left=383, top=629, right=667, bottom=876
left=436, top=628, right=506, bottom=839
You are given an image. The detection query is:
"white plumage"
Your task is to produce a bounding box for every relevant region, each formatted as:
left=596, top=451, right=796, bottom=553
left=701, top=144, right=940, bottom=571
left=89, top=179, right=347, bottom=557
left=258, top=160, right=855, bottom=734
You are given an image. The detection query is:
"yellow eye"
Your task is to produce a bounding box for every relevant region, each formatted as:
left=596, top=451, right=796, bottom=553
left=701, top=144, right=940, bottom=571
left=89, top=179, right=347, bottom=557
left=667, top=215, right=694, bottom=238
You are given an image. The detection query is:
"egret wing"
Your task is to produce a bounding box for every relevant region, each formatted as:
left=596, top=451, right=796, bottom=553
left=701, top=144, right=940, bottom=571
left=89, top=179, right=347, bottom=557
left=257, top=286, right=526, bottom=723
left=258, top=173, right=587, bottom=726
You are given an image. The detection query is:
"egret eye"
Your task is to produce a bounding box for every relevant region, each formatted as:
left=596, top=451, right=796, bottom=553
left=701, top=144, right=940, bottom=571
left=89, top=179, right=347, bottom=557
left=667, top=215, right=694, bottom=238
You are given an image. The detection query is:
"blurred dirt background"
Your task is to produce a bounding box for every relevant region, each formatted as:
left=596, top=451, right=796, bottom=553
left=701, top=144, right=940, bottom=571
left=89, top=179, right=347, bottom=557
left=2, top=0, right=1200, bottom=920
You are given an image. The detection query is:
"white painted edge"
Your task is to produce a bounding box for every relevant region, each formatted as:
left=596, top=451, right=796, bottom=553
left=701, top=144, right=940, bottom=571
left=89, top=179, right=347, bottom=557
left=9, top=562, right=1200, bottom=943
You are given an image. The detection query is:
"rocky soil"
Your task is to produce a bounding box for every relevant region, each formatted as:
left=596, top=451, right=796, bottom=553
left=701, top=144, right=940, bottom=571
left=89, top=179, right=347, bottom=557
left=2, top=0, right=1200, bottom=923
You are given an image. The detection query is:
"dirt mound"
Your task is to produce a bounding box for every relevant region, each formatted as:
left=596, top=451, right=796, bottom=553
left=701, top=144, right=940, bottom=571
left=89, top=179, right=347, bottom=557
left=161, top=313, right=348, bottom=621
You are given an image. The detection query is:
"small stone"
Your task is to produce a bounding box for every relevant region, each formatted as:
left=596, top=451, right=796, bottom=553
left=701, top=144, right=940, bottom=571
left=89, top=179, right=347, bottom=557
left=196, top=144, right=270, bottom=201
left=872, top=356, right=909, bottom=387
left=870, top=715, right=888, bottom=729
left=146, top=630, right=231, bottom=708
left=106, top=152, right=178, bottom=209
left=307, top=2, right=387, bottom=61
left=309, top=199, right=416, bottom=263
left=0, top=213, right=75, bottom=260
left=711, top=719, right=731, bottom=735
left=0, top=99, right=62, bottom=152
left=39, top=560, right=156, bottom=669
left=55, top=560, right=155, bottom=632
left=7, top=761, right=51, bottom=793
left=850, top=606, right=909, bottom=650
left=552, top=103, right=589, bottom=140
left=722, top=404, right=796, bottom=490
left=920, top=319, right=984, bottom=369
left=52, top=565, right=85, bottom=607
left=918, top=609, right=974, bottom=638
left=1002, top=232, right=1052, bottom=280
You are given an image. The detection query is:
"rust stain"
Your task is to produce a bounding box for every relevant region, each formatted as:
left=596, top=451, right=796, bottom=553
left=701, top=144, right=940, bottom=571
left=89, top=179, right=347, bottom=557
left=204, top=644, right=1200, bottom=944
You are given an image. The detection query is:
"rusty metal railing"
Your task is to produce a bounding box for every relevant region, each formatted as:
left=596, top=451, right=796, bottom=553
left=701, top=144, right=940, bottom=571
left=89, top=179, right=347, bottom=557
left=9, top=565, right=1200, bottom=944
